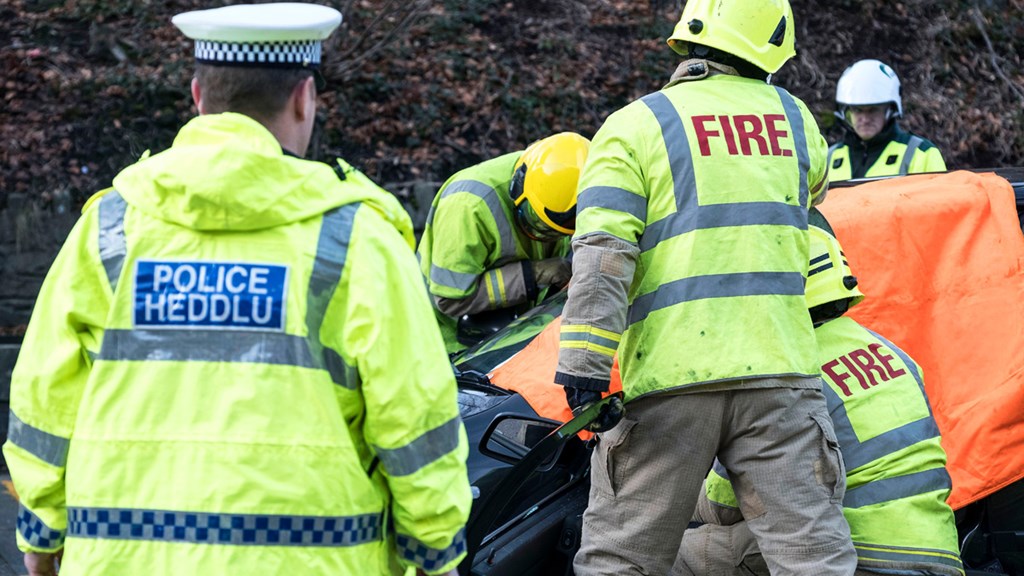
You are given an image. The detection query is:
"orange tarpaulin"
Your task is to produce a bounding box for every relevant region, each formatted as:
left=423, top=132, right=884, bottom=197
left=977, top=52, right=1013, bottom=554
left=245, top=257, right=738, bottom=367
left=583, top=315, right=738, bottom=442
left=488, top=317, right=624, bottom=426
left=820, top=171, right=1024, bottom=509
left=489, top=170, right=1024, bottom=510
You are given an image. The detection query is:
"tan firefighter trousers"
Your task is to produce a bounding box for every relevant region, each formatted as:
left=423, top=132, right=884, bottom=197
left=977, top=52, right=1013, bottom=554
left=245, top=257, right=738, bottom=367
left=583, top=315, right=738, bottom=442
left=573, top=384, right=857, bottom=576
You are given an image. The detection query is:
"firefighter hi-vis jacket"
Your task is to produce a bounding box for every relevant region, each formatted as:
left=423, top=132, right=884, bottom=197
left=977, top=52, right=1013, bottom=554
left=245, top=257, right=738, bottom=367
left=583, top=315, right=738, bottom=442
left=556, top=73, right=828, bottom=398
left=417, top=152, right=568, bottom=353
left=828, top=124, right=946, bottom=182
left=3, top=113, right=471, bottom=576
left=705, top=316, right=962, bottom=575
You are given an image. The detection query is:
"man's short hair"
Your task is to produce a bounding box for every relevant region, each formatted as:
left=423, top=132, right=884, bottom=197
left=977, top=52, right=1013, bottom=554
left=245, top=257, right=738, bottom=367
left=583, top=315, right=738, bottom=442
left=195, top=64, right=312, bottom=122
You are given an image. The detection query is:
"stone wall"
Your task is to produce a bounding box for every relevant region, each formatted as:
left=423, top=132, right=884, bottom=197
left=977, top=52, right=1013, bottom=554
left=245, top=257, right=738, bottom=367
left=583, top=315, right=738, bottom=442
left=0, top=194, right=79, bottom=330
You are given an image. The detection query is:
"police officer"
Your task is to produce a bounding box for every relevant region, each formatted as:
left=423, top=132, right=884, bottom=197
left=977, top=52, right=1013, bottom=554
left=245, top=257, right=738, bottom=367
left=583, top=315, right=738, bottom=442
left=418, top=132, right=589, bottom=353
left=829, top=59, right=947, bottom=181
left=3, top=4, right=469, bottom=575
left=674, top=226, right=964, bottom=576
left=554, top=0, right=857, bottom=573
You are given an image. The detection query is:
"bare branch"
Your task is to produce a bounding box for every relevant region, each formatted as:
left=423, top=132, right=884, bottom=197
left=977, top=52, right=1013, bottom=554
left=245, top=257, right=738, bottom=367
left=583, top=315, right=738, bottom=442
left=325, top=0, right=429, bottom=83
left=971, top=5, right=1024, bottom=104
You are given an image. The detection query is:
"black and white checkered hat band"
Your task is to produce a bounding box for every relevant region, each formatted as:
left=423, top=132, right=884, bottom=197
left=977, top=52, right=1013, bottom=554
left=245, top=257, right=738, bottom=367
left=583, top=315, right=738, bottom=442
left=194, top=40, right=321, bottom=67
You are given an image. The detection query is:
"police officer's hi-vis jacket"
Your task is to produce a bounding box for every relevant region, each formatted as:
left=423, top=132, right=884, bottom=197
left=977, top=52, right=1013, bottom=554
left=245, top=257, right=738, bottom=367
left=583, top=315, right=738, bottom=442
left=704, top=315, right=963, bottom=575
left=418, top=153, right=569, bottom=353
left=3, top=113, right=471, bottom=576
left=555, top=73, right=828, bottom=397
left=828, top=124, right=946, bottom=182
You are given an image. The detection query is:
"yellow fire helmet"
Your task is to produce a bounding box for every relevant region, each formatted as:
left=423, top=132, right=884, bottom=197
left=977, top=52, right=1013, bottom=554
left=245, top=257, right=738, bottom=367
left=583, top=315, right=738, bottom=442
left=509, top=132, right=590, bottom=241
left=667, top=0, right=796, bottom=75
left=806, top=225, right=865, bottom=313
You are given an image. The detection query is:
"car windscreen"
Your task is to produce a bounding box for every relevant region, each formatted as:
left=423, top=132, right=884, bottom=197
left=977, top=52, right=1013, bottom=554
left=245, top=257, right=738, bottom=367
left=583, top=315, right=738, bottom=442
left=453, top=290, right=567, bottom=374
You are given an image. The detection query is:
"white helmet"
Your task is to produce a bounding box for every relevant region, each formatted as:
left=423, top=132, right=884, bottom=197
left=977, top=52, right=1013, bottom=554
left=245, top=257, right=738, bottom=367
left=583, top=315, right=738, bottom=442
left=835, top=59, right=902, bottom=118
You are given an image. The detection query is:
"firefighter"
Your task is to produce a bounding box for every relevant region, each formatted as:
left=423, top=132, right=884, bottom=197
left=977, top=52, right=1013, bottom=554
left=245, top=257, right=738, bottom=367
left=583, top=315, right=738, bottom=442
left=554, top=0, right=858, bottom=574
left=674, top=225, right=964, bottom=576
left=829, top=59, right=946, bottom=181
left=2, top=4, right=469, bottom=575
left=417, top=132, right=589, bottom=353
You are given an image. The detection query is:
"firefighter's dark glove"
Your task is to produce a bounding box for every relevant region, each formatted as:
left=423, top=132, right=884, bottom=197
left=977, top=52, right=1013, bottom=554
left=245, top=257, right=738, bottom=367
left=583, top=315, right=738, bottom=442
left=565, top=387, right=602, bottom=413
left=565, top=388, right=624, bottom=432
left=533, top=258, right=572, bottom=288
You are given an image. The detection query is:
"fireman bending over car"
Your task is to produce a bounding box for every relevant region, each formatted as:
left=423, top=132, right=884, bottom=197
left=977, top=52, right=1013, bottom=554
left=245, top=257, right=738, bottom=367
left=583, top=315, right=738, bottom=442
left=673, top=225, right=963, bottom=576
left=418, top=133, right=589, bottom=353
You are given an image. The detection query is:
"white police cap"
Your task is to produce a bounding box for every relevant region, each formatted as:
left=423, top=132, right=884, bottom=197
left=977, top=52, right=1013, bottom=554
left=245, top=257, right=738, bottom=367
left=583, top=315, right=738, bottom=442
left=172, top=3, right=342, bottom=69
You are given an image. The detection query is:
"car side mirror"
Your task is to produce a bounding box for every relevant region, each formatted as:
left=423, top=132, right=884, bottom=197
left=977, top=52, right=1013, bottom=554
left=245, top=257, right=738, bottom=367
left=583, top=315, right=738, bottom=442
left=479, top=414, right=562, bottom=470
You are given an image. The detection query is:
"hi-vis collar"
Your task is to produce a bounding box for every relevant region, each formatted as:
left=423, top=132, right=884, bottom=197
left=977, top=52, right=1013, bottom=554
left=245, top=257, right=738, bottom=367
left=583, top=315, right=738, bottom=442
left=664, top=59, right=742, bottom=89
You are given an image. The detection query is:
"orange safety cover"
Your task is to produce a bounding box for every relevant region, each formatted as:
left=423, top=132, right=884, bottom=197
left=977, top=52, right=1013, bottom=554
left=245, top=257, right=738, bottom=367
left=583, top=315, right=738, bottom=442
left=489, top=170, right=1023, bottom=510
left=820, top=171, right=1024, bottom=509
left=488, top=316, right=623, bottom=429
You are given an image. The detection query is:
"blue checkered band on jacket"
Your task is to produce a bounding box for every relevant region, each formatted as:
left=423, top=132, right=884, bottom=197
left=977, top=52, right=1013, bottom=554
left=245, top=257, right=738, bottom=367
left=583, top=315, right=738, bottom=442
left=397, top=528, right=467, bottom=572
left=17, top=505, right=65, bottom=550
left=67, top=507, right=381, bottom=547
left=194, top=39, right=321, bottom=67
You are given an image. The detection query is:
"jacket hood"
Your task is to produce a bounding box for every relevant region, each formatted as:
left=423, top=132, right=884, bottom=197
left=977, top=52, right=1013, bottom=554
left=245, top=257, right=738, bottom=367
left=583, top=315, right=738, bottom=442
left=111, top=113, right=402, bottom=234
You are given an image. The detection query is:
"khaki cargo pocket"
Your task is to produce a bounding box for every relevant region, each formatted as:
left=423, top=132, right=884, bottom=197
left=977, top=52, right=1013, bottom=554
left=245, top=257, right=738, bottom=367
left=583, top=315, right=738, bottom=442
left=592, top=416, right=637, bottom=498
left=809, top=411, right=846, bottom=504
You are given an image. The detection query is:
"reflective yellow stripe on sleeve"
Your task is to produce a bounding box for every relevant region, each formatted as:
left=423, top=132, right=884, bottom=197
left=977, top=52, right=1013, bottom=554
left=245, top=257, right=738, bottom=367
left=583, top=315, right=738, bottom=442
left=495, top=268, right=506, bottom=305
left=484, top=271, right=497, bottom=306
left=559, top=324, right=621, bottom=358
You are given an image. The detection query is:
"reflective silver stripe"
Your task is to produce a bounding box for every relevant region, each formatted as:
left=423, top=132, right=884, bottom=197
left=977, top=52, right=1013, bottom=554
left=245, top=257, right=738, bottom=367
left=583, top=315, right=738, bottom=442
left=100, top=329, right=317, bottom=366
left=578, top=186, right=648, bottom=223
left=306, top=204, right=360, bottom=388
left=430, top=264, right=478, bottom=293
left=17, top=504, right=65, bottom=549
left=824, top=388, right=940, bottom=470
left=559, top=331, right=619, bottom=351
left=822, top=327, right=940, bottom=470
left=844, top=467, right=952, bottom=509
left=627, top=271, right=805, bottom=326
left=638, top=202, right=806, bottom=252
left=98, top=191, right=128, bottom=292
left=396, top=527, right=467, bottom=572
left=68, top=507, right=382, bottom=547
left=899, top=136, right=923, bottom=175
left=636, top=91, right=807, bottom=254
left=774, top=87, right=811, bottom=208
left=642, top=92, right=697, bottom=214
left=374, top=416, right=462, bottom=477
left=712, top=458, right=730, bottom=480
left=854, top=540, right=964, bottom=570
left=823, top=390, right=940, bottom=471
left=429, top=180, right=517, bottom=262
left=7, top=411, right=69, bottom=467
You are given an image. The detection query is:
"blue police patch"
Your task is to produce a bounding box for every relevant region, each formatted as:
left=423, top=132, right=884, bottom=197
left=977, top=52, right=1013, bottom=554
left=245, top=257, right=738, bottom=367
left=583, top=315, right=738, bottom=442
left=134, top=261, right=288, bottom=331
